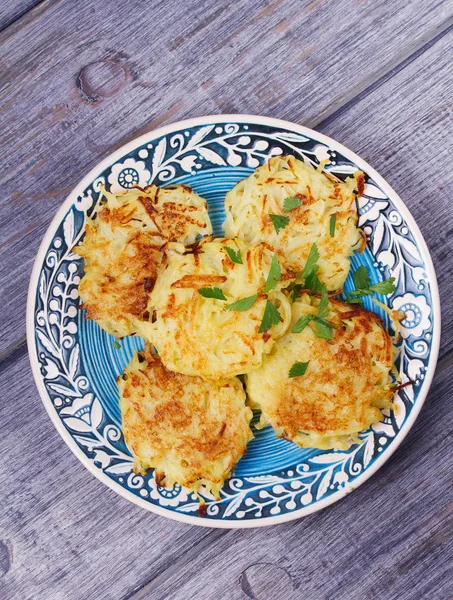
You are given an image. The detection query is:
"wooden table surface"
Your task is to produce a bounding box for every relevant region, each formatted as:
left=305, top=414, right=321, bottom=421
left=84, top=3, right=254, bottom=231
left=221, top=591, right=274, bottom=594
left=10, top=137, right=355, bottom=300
left=1, top=1, right=452, bottom=598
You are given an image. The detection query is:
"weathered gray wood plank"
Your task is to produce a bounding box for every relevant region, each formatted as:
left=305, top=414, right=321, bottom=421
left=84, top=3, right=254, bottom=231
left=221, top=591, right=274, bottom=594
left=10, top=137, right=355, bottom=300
left=174, top=0, right=452, bottom=125
left=319, top=29, right=453, bottom=356
left=0, top=0, right=451, bottom=357
left=0, top=352, right=222, bottom=600
left=0, top=0, right=41, bottom=31
left=126, top=366, right=453, bottom=600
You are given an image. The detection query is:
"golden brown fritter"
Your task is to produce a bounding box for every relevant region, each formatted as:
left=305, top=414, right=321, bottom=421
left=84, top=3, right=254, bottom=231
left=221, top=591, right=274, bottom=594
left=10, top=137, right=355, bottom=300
left=246, top=295, right=396, bottom=450
left=135, top=238, right=295, bottom=380
left=118, top=350, right=253, bottom=498
left=224, top=155, right=364, bottom=292
left=74, top=184, right=212, bottom=337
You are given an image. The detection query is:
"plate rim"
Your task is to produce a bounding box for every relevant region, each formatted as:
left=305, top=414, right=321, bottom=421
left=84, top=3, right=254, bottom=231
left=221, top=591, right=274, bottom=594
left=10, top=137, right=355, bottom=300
left=26, top=114, right=441, bottom=528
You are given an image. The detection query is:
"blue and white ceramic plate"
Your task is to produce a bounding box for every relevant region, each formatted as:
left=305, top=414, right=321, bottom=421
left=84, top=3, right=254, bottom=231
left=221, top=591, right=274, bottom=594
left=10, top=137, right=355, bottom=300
left=27, top=115, right=440, bottom=528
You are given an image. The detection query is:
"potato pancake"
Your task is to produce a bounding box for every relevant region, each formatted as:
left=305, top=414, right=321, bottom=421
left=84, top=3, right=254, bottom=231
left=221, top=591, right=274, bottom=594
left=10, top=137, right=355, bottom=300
left=135, top=238, right=295, bottom=380
left=224, top=155, right=364, bottom=291
left=75, top=184, right=212, bottom=337
left=118, top=350, right=253, bottom=499
left=246, top=295, right=396, bottom=450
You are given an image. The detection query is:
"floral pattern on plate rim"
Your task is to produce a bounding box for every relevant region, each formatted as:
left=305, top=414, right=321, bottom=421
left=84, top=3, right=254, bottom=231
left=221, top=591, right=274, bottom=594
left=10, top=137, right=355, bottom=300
left=29, top=117, right=439, bottom=526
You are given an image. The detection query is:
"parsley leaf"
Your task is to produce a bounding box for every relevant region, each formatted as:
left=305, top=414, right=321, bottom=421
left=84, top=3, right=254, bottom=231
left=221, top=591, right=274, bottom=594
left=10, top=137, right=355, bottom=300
left=225, top=295, right=258, bottom=312
left=224, top=246, right=243, bottom=264
left=283, top=196, right=302, bottom=212
left=289, top=361, right=310, bottom=378
left=345, top=266, right=396, bottom=302
left=353, top=266, right=371, bottom=290
left=259, top=300, right=281, bottom=333
left=317, top=286, right=329, bottom=319
left=310, top=319, right=335, bottom=339
left=301, top=243, right=320, bottom=280
left=291, top=283, right=303, bottom=302
left=292, top=314, right=312, bottom=334
left=198, top=287, right=227, bottom=301
left=344, top=296, right=363, bottom=304
left=348, top=290, right=373, bottom=298
left=264, top=254, right=281, bottom=293
left=291, top=286, right=336, bottom=339
left=369, top=278, right=396, bottom=295
left=304, top=270, right=323, bottom=294
left=269, top=214, right=289, bottom=234
left=329, top=213, right=337, bottom=237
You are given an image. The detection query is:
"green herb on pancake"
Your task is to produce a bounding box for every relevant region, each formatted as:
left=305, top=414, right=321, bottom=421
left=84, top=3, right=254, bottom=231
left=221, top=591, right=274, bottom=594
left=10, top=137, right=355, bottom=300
left=329, top=213, right=337, bottom=237
left=283, top=196, right=302, bottom=212
left=269, top=214, right=289, bottom=234
left=264, top=254, right=282, bottom=293
left=198, top=287, right=227, bottom=301
left=344, top=266, right=396, bottom=304
left=289, top=361, right=310, bottom=378
left=225, top=295, right=258, bottom=312
left=259, top=300, right=281, bottom=333
left=224, top=246, right=243, bottom=264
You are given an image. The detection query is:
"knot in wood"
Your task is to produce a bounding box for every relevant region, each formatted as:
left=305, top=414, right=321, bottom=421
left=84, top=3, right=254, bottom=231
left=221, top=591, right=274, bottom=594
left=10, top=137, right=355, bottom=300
left=0, top=540, right=12, bottom=577
left=77, top=61, right=127, bottom=103
left=240, top=562, right=295, bottom=599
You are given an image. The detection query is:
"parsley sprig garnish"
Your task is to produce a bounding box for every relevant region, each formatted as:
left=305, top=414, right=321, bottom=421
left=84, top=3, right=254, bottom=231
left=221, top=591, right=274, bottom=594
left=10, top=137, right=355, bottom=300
left=224, top=246, right=243, bottom=264
left=289, top=361, right=310, bottom=378
left=344, top=266, right=396, bottom=304
left=301, top=243, right=319, bottom=279
left=269, top=214, right=289, bottom=234
left=198, top=287, right=227, bottom=301
left=283, top=196, right=302, bottom=212
left=269, top=195, right=303, bottom=233
left=290, top=284, right=303, bottom=302
left=301, top=243, right=324, bottom=294
left=288, top=243, right=322, bottom=301
left=225, top=295, right=258, bottom=312
left=292, top=286, right=337, bottom=339
left=225, top=254, right=282, bottom=315
left=259, top=300, right=281, bottom=333
left=264, top=254, right=281, bottom=293
left=329, top=213, right=337, bottom=237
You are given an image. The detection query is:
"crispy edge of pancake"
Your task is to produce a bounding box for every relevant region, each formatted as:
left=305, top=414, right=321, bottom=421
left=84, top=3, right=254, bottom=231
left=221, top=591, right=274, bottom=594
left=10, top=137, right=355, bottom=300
left=76, top=223, right=161, bottom=337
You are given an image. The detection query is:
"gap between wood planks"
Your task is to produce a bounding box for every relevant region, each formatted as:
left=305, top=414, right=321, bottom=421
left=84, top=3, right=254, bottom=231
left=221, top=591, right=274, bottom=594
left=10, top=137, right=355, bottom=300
left=314, top=16, right=453, bottom=130
left=124, top=529, right=227, bottom=600
left=0, top=0, right=61, bottom=38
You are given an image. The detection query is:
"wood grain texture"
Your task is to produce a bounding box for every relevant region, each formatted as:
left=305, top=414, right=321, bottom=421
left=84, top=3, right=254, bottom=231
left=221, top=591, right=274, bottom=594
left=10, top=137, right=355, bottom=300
left=0, top=352, right=223, bottom=600
left=0, top=0, right=40, bottom=30
left=126, top=366, right=453, bottom=600
left=2, top=2, right=452, bottom=599
left=319, top=30, right=453, bottom=356
left=0, top=0, right=452, bottom=356
left=170, top=0, right=452, bottom=124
